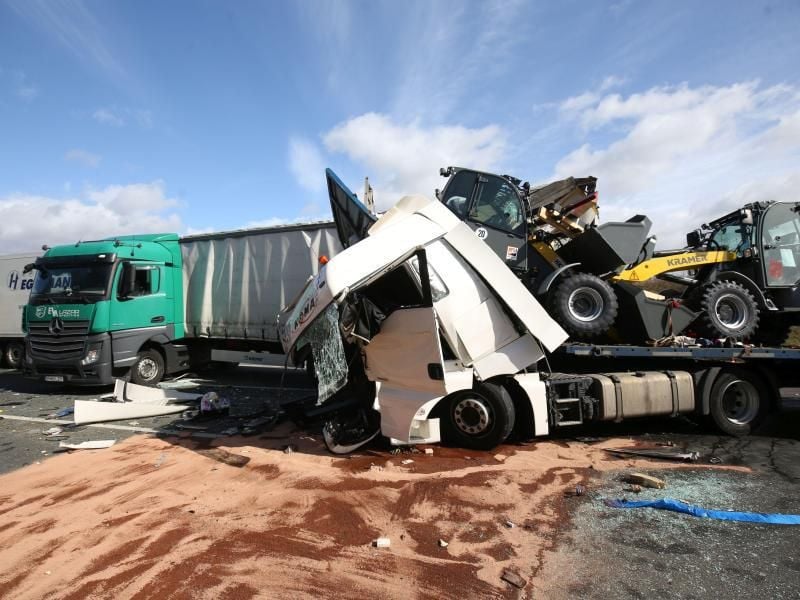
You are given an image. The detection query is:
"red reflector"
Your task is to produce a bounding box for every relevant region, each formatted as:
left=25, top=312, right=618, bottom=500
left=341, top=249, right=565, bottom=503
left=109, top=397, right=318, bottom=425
left=319, top=255, right=329, bottom=265
left=769, top=259, right=783, bottom=280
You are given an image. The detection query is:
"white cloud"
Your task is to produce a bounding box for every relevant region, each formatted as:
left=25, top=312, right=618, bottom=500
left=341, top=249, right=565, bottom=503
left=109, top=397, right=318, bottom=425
left=0, top=182, right=182, bottom=253
left=288, top=137, right=326, bottom=193
left=552, top=81, right=800, bottom=247
left=64, top=148, right=101, bottom=168
left=92, top=108, right=124, bottom=126
left=16, top=83, right=38, bottom=101
left=1, top=69, right=39, bottom=101
left=92, top=107, right=153, bottom=128
left=323, top=113, right=507, bottom=208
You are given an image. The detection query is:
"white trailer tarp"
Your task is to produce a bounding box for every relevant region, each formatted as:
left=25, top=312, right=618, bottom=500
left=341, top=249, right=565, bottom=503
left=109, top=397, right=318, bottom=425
left=0, top=254, right=37, bottom=337
left=181, top=223, right=340, bottom=342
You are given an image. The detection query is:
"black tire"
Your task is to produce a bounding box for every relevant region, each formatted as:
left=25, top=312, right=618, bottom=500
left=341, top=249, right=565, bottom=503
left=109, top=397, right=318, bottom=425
left=441, top=382, right=515, bottom=451
left=549, top=273, right=618, bottom=338
left=130, top=349, right=165, bottom=386
left=699, top=280, right=759, bottom=340
left=708, top=369, right=768, bottom=436
left=3, top=342, right=24, bottom=369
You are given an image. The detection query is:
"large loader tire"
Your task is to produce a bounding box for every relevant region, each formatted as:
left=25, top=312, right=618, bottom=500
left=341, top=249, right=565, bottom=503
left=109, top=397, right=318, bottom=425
left=549, top=273, right=618, bottom=339
left=441, top=382, right=515, bottom=451
left=699, top=280, right=759, bottom=340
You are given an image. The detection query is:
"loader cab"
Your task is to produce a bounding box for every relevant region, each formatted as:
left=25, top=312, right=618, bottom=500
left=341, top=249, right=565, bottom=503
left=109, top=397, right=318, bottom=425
left=760, top=202, right=800, bottom=289
left=439, top=168, right=528, bottom=273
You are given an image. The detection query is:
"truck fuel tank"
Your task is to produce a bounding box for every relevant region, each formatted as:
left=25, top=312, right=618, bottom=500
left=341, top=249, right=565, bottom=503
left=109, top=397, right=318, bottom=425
left=588, top=371, right=694, bottom=421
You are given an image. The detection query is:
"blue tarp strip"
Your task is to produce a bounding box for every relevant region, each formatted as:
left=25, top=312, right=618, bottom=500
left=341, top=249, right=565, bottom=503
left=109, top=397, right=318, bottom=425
left=605, top=498, right=800, bottom=525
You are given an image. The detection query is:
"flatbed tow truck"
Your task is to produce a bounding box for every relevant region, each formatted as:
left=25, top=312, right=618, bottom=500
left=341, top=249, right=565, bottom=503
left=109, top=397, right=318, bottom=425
left=277, top=171, right=800, bottom=453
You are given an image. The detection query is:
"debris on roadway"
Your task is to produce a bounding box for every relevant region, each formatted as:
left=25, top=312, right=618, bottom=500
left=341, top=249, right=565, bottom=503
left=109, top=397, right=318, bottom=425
left=58, top=439, right=116, bottom=450
left=622, top=472, right=667, bottom=489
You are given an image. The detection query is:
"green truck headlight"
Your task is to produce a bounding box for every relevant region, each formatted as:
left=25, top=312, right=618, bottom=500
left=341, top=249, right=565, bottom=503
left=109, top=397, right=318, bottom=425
left=81, top=346, right=101, bottom=365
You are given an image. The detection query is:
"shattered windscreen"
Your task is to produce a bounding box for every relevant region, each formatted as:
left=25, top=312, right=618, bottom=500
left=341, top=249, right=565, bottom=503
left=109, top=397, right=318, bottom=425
left=297, top=304, right=349, bottom=404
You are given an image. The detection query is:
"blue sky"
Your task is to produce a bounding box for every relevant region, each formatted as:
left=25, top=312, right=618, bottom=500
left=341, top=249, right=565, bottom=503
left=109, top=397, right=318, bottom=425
left=2, top=0, right=800, bottom=252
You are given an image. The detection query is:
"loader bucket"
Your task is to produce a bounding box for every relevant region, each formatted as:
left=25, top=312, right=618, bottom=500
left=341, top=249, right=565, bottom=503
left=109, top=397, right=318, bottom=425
left=613, top=281, right=698, bottom=342
left=557, top=215, right=653, bottom=274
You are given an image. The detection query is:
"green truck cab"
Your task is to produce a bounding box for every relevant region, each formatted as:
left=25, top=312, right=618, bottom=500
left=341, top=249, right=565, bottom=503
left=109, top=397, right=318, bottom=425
left=23, top=234, right=188, bottom=385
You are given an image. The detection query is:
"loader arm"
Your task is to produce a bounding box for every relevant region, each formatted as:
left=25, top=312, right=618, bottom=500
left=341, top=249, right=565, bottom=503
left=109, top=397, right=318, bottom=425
left=613, top=250, right=738, bottom=283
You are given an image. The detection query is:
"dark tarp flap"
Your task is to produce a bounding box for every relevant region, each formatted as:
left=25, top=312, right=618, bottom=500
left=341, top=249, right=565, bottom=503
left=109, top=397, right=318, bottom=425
left=326, top=168, right=377, bottom=249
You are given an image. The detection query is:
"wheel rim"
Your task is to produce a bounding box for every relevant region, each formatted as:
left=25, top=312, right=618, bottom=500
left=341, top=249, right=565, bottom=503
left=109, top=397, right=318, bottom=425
left=137, top=358, right=158, bottom=381
left=721, top=379, right=759, bottom=425
left=568, top=287, right=604, bottom=322
left=715, top=293, right=749, bottom=331
left=7, top=345, right=22, bottom=363
left=452, top=396, right=493, bottom=435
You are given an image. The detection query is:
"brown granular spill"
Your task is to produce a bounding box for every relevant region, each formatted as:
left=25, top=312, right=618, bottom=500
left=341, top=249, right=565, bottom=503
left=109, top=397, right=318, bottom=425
left=249, top=463, right=279, bottom=478
left=23, top=518, right=56, bottom=534
left=0, top=433, right=719, bottom=599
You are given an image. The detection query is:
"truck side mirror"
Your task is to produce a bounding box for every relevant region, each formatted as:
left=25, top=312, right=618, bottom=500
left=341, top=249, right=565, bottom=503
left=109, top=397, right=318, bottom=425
left=686, top=230, right=702, bottom=248
left=118, top=263, right=136, bottom=298
left=23, top=263, right=35, bottom=274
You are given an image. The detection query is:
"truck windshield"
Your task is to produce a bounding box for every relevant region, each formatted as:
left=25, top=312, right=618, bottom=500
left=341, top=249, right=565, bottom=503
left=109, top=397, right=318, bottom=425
left=762, top=203, right=800, bottom=286
left=31, top=264, right=113, bottom=300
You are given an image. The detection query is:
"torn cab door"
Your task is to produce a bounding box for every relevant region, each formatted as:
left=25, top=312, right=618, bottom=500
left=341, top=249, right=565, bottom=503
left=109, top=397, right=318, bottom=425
left=362, top=249, right=447, bottom=396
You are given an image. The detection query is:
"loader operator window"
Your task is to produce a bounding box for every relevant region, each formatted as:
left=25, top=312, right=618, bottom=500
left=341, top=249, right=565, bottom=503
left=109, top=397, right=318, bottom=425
left=441, top=170, right=475, bottom=219
left=711, top=222, right=750, bottom=253
left=763, top=204, right=800, bottom=286
left=469, top=176, right=524, bottom=235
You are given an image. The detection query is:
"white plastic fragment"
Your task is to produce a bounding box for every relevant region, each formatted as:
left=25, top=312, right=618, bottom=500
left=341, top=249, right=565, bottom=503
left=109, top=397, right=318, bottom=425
left=401, top=459, right=414, bottom=465
left=438, top=539, right=449, bottom=548
left=424, top=448, right=434, bottom=455
left=505, top=520, right=515, bottom=528
left=59, top=439, right=117, bottom=450
left=373, top=537, right=391, bottom=548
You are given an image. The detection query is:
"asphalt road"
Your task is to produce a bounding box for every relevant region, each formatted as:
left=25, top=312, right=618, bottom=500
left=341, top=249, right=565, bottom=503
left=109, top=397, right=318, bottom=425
left=2, top=368, right=800, bottom=599
left=537, top=405, right=800, bottom=600
left=0, top=364, right=315, bottom=474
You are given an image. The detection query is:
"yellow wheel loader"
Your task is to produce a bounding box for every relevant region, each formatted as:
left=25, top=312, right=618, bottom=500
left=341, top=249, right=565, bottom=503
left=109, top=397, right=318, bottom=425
left=436, top=167, right=800, bottom=342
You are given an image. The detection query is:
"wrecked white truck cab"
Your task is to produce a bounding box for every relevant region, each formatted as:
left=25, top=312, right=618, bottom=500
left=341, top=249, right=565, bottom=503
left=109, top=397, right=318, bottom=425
left=279, top=178, right=569, bottom=453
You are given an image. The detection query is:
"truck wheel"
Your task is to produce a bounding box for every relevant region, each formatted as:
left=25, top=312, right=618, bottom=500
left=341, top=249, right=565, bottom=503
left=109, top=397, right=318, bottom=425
left=442, top=382, right=515, bottom=451
left=130, top=349, right=165, bottom=386
left=550, top=273, right=618, bottom=338
left=708, top=370, right=767, bottom=436
left=322, top=408, right=381, bottom=454
left=699, top=280, right=759, bottom=340
left=3, top=342, right=24, bottom=369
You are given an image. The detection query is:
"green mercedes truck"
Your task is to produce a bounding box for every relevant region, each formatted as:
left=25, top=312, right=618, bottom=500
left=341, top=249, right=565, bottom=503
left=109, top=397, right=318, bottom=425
left=22, top=223, right=339, bottom=385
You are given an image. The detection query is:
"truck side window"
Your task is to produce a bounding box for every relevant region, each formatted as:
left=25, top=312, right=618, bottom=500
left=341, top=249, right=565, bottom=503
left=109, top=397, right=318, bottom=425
left=469, top=176, right=525, bottom=235
left=130, top=266, right=160, bottom=297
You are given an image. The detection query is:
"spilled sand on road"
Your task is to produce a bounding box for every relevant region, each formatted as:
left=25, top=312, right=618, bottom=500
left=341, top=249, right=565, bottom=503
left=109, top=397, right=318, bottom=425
left=0, top=426, right=745, bottom=599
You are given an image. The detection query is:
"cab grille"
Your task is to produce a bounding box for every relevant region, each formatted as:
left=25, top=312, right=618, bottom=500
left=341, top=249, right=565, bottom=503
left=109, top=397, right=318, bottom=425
left=28, top=320, right=90, bottom=361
